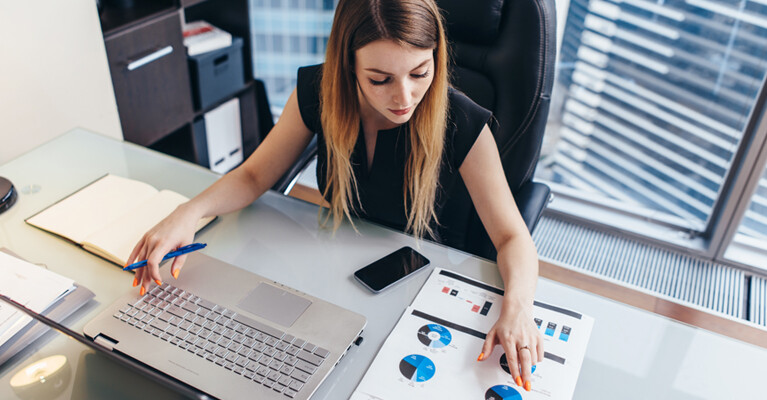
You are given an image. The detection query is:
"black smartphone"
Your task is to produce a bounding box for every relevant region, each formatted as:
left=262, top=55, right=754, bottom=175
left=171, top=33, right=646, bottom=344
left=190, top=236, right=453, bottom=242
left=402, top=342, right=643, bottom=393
left=354, top=246, right=430, bottom=293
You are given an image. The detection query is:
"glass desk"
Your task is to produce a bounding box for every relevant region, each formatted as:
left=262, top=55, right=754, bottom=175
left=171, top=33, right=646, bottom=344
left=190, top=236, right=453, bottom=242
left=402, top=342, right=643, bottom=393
left=1, top=129, right=765, bottom=399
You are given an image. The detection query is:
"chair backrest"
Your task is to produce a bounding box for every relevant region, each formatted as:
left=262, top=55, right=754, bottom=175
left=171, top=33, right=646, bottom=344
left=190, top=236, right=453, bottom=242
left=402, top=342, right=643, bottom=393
left=439, top=0, right=556, bottom=193
left=437, top=0, right=557, bottom=259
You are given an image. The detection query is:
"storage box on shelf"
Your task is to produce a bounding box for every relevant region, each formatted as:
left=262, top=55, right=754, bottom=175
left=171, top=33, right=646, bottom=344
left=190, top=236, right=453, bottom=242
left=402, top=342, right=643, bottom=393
left=99, top=0, right=272, bottom=174
left=188, top=37, right=245, bottom=110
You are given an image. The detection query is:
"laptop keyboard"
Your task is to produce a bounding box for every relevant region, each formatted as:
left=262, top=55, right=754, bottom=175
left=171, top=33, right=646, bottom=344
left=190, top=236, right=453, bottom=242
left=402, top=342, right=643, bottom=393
left=112, top=282, right=330, bottom=398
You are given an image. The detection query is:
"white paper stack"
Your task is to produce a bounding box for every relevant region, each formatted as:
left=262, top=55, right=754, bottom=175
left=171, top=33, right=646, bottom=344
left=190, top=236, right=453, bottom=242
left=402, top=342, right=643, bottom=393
left=0, top=252, right=75, bottom=347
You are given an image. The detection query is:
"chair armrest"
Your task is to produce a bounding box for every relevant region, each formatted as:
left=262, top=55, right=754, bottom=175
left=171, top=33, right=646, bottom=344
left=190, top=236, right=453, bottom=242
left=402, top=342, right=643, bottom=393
left=458, top=180, right=550, bottom=262
left=513, top=180, right=550, bottom=233
left=272, top=136, right=318, bottom=194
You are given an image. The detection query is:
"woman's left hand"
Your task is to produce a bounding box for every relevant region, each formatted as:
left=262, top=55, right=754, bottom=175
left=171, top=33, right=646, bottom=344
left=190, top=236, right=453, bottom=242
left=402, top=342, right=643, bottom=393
left=478, top=301, right=543, bottom=392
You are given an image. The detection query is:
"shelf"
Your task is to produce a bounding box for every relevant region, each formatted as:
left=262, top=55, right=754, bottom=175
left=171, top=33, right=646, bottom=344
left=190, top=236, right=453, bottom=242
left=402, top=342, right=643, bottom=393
left=100, top=0, right=266, bottom=169
left=149, top=125, right=197, bottom=163
left=99, top=0, right=176, bottom=37
left=180, top=0, right=209, bottom=7
left=193, top=80, right=255, bottom=118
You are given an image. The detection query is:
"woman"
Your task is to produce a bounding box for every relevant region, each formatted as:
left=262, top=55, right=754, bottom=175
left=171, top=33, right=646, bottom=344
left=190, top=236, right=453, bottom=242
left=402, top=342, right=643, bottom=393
left=128, top=0, right=542, bottom=391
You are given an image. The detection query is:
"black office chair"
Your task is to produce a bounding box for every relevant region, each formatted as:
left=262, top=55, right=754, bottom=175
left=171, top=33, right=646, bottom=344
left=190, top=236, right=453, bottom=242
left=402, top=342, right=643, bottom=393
left=273, top=0, right=556, bottom=261
left=438, top=0, right=556, bottom=260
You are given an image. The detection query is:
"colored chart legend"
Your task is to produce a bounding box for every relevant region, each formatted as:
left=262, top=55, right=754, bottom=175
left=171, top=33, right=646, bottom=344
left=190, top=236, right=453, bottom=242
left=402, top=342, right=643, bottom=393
left=545, top=322, right=557, bottom=337
left=439, top=284, right=494, bottom=316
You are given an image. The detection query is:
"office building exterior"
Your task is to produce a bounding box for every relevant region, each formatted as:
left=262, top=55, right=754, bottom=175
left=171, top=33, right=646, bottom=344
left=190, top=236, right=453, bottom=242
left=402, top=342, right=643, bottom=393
left=249, top=0, right=335, bottom=115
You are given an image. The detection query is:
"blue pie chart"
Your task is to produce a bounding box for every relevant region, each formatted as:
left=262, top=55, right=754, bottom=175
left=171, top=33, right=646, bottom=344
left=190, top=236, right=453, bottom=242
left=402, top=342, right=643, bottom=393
left=417, top=324, right=452, bottom=348
left=398, top=354, right=436, bottom=382
left=500, top=353, right=537, bottom=374
left=485, top=384, right=523, bottom=400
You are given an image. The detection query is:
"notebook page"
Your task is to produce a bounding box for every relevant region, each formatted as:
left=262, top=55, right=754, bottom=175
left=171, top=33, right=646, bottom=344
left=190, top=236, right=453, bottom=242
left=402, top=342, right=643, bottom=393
left=26, top=175, right=158, bottom=244
left=81, top=190, right=193, bottom=266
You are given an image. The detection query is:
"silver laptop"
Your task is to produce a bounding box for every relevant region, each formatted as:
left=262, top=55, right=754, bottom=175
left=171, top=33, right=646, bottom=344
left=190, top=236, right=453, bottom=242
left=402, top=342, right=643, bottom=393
left=83, top=252, right=367, bottom=399
left=0, top=293, right=210, bottom=399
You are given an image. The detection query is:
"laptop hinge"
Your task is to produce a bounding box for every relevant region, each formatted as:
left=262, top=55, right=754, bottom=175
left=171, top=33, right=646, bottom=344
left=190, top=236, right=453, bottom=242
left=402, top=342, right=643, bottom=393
left=93, top=334, right=118, bottom=351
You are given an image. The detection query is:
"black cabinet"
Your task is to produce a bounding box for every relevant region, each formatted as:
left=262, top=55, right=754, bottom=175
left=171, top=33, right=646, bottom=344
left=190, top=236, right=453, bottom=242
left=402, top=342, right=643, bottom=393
left=105, top=11, right=193, bottom=146
left=99, top=0, right=272, bottom=169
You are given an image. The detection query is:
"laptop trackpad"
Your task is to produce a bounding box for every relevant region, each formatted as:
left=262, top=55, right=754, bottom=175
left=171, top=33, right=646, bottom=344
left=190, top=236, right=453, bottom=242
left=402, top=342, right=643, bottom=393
left=237, top=283, right=311, bottom=327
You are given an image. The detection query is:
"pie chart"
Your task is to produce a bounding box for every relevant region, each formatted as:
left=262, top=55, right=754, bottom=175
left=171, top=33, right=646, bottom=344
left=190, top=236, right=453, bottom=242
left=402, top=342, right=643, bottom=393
left=500, top=353, right=536, bottom=374
left=398, top=354, right=436, bottom=382
left=417, top=324, right=452, bottom=348
left=500, top=353, right=510, bottom=374
left=485, top=384, right=523, bottom=400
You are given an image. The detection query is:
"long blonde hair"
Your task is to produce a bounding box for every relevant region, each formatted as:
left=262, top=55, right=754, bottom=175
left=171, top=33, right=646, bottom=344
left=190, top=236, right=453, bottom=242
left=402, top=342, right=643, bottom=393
left=320, top=0, right=449, bottom=239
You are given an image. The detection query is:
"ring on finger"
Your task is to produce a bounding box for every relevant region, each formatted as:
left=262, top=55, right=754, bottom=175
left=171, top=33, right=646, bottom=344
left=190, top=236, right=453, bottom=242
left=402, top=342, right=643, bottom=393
left=517, top=345, right=531, bottom=352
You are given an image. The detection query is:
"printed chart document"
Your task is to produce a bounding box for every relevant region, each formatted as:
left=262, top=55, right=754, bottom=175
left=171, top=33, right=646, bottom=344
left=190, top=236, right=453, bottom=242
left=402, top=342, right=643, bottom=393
left=26, top=174, right=214, bottom=266
left=352, top=268, right=594, bottom=400
left=0, top=252, right=75, bottom=347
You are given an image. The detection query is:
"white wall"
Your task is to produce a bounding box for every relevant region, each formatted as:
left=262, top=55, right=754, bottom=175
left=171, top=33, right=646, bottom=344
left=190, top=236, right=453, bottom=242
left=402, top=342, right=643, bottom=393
left=0, top=0, right=122, bottom=164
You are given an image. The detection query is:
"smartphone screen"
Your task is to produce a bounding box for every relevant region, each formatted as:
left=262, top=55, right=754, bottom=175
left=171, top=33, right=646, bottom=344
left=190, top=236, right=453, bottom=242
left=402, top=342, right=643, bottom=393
left=354, top=246, right=430, bottom=293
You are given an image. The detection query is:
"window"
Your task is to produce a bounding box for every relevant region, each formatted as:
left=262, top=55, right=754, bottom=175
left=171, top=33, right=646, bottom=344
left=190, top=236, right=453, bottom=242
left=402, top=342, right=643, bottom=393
left=725, top=163, right=767, bottom=270
left=537, top=0, right=767, bottom=269
left=249, top=0, right=336, bottom=115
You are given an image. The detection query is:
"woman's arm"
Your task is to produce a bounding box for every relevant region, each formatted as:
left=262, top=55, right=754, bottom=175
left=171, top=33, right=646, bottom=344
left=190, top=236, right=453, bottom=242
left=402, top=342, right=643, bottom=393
left=459, top=125, right=542, bottom=392
left=129, top=88, right=314, bottom=291
left=177, top=89, right=314, bottom=217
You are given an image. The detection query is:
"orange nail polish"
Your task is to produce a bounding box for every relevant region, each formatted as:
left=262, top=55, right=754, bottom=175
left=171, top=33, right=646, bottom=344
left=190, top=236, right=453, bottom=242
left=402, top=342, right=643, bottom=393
left=155, top=279, right=162, bottom=286
left=139, top=287, right=146, bottom=296
left=132, top=277, right=138, bottom=287
left=525, top=381, right=531, bottom=391
left=515, top=376, right=523, bottom=387
left=477, top=352, right=484, bottom=361
left=173, top=269, right=179, bottom=279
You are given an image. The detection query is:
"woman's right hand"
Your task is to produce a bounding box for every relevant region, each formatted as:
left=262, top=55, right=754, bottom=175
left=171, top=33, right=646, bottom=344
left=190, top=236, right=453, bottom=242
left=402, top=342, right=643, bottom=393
left=122, top=88, right=314, bottom=295
left=126, top=203, right=201, bottom=295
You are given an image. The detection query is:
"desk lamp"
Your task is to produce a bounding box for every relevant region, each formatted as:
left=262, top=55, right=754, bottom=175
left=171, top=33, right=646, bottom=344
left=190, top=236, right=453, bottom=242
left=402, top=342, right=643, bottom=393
left=0, top=176, right=17, bottom=214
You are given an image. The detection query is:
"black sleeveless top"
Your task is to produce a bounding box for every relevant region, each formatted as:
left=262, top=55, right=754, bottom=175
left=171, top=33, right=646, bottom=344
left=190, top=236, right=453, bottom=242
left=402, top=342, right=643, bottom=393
left=296, top=64, right=495, bottom=249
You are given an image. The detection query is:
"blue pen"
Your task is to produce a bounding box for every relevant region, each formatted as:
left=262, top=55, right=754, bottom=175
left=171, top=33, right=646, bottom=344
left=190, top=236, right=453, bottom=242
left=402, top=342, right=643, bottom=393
left=123, top=243, right=207, bottom=271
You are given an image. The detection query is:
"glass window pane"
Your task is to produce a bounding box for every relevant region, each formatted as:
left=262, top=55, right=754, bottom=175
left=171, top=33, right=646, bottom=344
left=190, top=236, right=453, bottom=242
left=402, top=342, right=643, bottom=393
left=249, top=0, right=337, bottom=116
left=537, top=0, right=767, bottom=232
left=725, top=165, right=767, bottom=269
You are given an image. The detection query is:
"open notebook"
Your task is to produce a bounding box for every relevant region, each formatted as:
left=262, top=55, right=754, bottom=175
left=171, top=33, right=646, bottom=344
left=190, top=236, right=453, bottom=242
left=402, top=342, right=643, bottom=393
left=26, top=174, right=214, bottom=266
